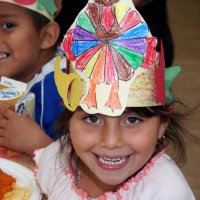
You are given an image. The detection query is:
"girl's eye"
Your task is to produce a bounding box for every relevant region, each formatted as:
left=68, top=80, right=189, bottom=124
left=124, top=116, right=142, bottom=125
left=1, top=22, right=15, bottom=30
left=84, top=115, right=101, bottom=124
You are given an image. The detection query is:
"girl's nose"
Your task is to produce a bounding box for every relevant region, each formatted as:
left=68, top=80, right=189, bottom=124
left=100, top=123, right=122, bottom=149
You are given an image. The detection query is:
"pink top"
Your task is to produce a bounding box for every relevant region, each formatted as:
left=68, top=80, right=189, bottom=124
left=34, top=141, right=196, bottom=200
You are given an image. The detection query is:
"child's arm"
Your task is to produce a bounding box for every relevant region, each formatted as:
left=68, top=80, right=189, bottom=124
left=0, top=104, right=53, bottom=156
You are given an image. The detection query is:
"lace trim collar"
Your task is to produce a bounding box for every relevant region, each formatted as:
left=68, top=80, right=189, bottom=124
left=65, top=151, right=164, bottom=200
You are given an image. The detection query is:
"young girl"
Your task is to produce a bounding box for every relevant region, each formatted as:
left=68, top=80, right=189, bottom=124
left=34, top=0, right=196, bottom=199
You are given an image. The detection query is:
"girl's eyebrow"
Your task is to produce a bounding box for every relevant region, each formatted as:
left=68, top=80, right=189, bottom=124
left=122, top=108, right=135, bottom=115
left=76, top=107, right=136, bottom=115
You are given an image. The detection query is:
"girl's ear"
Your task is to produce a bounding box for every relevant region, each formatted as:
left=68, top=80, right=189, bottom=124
left=40, top=22, right=60, bottom=49
left=158, top=119, right=169, bottom=139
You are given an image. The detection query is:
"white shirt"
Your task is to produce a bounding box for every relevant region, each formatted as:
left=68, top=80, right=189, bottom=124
left=34, top=141, right=196, bottom=200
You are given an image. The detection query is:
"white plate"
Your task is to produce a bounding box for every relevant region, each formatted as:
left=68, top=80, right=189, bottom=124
left=0, top=158, right=42, bottom=200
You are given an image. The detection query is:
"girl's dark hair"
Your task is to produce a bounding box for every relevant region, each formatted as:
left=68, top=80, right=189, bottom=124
left=56, top=101, right=194, bottom=166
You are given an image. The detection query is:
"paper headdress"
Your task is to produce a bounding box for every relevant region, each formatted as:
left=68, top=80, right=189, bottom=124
left=54, top=0, right=181, bottom=116
left=0, top=0, right=62, bottom=21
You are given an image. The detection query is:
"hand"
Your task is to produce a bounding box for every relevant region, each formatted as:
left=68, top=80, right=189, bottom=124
left=0, top=104, right=53, bottom=156
left=133, top=0, right=153, bottom=7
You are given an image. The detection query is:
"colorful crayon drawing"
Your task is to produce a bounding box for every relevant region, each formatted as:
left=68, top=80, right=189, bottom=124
left=62, top=0, right=158, bottom=112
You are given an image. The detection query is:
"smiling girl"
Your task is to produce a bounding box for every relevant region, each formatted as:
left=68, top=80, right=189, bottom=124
left=34, top=0, right=196, bottom=199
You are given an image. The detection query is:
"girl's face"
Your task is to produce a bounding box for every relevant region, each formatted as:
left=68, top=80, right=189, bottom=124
left=0, top=2, right=44, bottom=82
left=69, top=108, right=168, bottom=190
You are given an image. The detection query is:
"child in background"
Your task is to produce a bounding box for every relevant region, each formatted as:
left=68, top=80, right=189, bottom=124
left=34, top=0, right=196, bottom=199
left=0, top=0, right=65, bottom=155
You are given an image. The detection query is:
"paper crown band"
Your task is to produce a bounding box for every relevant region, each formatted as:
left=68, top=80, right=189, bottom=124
left=0, top=0, right=62, bottom=21
left=54, top=0, right=181, bottom=116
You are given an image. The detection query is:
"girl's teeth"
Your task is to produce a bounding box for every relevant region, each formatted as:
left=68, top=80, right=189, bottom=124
left=98, top=156, right=127, bottom=165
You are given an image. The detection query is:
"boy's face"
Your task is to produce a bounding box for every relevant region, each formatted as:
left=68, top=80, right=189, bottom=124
left=0, top=2, right=43, bottom=82
left=69, top=108, right=167, bottom=191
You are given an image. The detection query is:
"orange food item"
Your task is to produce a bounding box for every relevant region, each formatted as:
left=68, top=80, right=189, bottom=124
left=0, top=169, right=16, bottom=200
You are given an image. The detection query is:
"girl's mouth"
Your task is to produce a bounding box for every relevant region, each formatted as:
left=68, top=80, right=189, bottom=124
left=94, top=154, right=130, bottom=171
